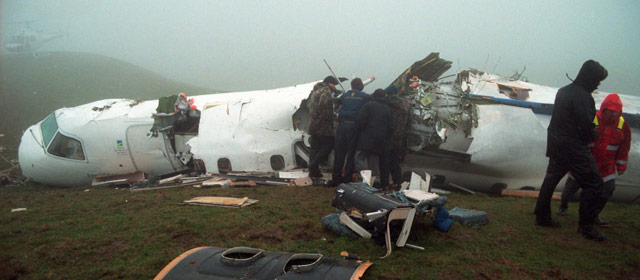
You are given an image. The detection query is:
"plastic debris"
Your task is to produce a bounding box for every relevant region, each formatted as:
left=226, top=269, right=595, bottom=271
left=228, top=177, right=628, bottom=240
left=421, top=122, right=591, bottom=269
left=448, top=207, right=489, bottom=227
left=181, top=196, right=258, bottom=208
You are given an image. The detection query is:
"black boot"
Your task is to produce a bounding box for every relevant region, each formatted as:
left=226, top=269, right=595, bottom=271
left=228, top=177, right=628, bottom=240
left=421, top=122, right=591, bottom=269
left=578, top=225, right=606, bottom=241
left=535, top=217, right=561, bottom=228
left=595, top=217, right=610, bottom=228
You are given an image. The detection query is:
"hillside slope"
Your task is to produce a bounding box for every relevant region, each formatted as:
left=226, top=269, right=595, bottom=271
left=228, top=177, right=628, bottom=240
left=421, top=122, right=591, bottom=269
left=0, top=52, right=214, bottom=149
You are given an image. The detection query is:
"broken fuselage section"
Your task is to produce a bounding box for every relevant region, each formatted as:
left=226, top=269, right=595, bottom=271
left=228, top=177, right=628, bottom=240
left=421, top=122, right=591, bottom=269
left=18, top=84, right=315, bottom=187
left=18, top=53, right=640, bottom=203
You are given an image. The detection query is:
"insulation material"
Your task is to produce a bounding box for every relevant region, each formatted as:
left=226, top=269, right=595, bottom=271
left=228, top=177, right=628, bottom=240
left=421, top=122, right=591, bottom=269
left=182, top=196, right=258, bottom=208
left=448, top=207, right=489, bottom=227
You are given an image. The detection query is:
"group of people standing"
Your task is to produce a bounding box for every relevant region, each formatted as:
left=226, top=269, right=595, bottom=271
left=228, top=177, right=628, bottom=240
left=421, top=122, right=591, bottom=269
left=305, top=60, right=631, bottom=242
left=306, top=76, right=411, bottom=189
left=534, top=60, right=631, bottom=241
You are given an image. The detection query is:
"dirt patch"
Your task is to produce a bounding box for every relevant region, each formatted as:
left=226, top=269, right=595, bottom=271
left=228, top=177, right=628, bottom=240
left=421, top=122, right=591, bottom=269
left=0, top=258, right=28, bottom=280
left=248, top=229, right=284, bottom=244
left=37, top=224, right=50, bottom=233
left=291, top=230, right=316, bottom=241
left=546, top=267, right=570, bottom=279
left=171, top=230, right=198, bottom=246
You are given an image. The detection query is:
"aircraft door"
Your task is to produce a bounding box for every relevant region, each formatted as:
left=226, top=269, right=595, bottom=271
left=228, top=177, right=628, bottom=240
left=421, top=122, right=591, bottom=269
left=126, top=124, right=185, bottom=176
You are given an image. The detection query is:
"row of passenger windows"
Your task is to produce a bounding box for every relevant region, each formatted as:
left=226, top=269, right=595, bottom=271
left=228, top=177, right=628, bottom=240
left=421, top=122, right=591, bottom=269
left=40, top=114, right=289, bottom=167
left=217, top=155, right=285, bottom=173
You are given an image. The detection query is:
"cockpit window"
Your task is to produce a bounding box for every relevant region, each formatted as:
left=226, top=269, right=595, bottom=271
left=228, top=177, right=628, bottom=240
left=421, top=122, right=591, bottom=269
left=47, top=133, right=85, bottom=160
left=40, top=113, right=59, bottom=147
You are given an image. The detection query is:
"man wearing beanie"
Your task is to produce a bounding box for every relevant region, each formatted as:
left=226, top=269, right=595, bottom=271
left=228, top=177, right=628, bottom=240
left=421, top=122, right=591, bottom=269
left=534, top=60, right=609, bottom=241
left=307, top=76, right=339, bottom=179
left=385, top=85, right=412, bottom=188
left=331, top=77, right=370, bottom=186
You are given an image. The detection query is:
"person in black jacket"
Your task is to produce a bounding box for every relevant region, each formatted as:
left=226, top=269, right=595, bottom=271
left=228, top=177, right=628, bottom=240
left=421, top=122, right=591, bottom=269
left=533, top=60, right=608, bottom=241
left=354, top=89, right=393, bottom=188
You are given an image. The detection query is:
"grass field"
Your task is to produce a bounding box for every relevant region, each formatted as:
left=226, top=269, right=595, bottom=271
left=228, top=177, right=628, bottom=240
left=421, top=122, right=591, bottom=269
left=1, top=182, right=639, bottom=280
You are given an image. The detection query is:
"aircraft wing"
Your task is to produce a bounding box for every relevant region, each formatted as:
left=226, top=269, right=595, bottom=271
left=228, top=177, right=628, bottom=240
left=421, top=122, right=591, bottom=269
left=460, top=69, right=640, bottom=118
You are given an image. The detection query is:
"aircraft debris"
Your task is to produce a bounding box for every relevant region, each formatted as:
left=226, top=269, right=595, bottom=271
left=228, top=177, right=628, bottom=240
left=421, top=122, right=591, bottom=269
left=201, top=177, right=231, bottom=188
left=287, top=177, right=312, bottom=186
left=228, top=180, right=257, bottom=188
left=433, top=206, right=454, bottom=232
left=181, top=196, right=258, bottom=208
left=326, top=182, right=446, bottom=258
left=0, top=173, right=9, bottom=186
left=501, top=189, right=561, bottom=200
left=155, top=246, right=372, bottom=280
left=448, top=182, right=476, bottom=194
left=278, top=170, right=309, bottom=179
left=158, top=174, right=184, bottom=185
left=91, top=171, right=147, bottom=187
left=16, top=52, right=639, bottom=202
left=0, top=165, right=26, bottom=186
left=448, top=207, right=489, bottom=227
left=429, top=188, right=451, bottom=194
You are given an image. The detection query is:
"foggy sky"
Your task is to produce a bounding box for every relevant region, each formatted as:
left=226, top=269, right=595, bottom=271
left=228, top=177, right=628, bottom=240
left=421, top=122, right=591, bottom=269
left=2, top=0, right=639, bottom=96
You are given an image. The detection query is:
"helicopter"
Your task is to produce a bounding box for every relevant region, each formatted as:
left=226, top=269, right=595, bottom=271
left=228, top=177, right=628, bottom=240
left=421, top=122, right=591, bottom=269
left=3, top=21, right=64, bottom=54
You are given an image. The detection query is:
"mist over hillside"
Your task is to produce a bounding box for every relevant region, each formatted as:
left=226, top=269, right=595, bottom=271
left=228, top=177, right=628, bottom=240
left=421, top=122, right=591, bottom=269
left=0, top=51, right=214, bottom=149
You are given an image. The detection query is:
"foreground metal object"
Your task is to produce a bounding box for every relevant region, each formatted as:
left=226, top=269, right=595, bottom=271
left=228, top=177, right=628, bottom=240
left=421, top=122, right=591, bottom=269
left=154, top=246, right=372, bottom=280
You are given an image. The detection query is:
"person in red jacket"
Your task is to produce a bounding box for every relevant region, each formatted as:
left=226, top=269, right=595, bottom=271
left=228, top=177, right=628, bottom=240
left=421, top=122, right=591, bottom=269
left=556, top=93, right=632, bottom=226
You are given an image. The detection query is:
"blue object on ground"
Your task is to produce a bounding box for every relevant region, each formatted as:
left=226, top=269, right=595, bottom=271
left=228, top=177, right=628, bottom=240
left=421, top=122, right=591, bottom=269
left=433, top=206, right=453, bottom=232
left=321, top=213, right=359, bottom=238
left=448, top=207, right=489, bottom=226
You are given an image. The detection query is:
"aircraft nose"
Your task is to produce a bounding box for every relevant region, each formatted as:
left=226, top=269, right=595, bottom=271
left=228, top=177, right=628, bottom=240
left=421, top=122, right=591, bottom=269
left=18, top=125, right=46, bottom=181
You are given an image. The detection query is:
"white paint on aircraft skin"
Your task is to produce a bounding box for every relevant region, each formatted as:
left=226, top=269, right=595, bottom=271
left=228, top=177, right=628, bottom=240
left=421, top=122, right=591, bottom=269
left=18, top=82, right=318, bottom=187
left=17, top=71, right=640, bottom=202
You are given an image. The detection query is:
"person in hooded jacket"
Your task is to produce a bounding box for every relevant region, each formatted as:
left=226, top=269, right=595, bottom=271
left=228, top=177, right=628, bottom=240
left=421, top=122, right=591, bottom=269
left=354, top=89, right=393, bottom=187
left=556, top=93, right=631, bottom=226
left=533, top=60, right=609, bottom=241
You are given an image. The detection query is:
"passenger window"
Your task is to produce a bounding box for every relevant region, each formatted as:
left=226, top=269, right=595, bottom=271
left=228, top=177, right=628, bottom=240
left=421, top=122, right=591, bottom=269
left=40, top=113, right=59, bottom=147
left=217, top=158, right=232, bottom=174
left=270, top=155, right=285, bottom=171
left=47, top=133, right=85, bottom=160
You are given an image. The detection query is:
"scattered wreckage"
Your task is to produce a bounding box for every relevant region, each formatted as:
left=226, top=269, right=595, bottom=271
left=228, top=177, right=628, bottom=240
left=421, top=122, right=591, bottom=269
left=322, top=171, right=488, bottom=258
left=16, top=53, right=640, bottom=202
left=154, top=246, right=372, bottom=280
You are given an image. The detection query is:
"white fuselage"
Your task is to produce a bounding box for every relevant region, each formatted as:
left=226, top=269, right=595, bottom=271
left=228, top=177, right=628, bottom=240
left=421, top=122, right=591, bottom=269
left=18, top=78, right=639, bottom=202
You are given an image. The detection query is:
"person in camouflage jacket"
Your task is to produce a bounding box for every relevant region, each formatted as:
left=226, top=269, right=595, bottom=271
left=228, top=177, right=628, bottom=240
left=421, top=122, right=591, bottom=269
left=307, top=76, right=339, bottom=178
left=385, top=85, right=412, bottom=185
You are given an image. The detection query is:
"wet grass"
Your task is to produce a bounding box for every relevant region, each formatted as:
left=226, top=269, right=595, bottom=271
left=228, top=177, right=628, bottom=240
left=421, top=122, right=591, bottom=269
left=1, top=182, right=639, bottom=279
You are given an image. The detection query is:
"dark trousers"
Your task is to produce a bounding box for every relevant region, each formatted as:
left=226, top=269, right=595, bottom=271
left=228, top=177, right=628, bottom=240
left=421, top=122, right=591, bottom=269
left=332, top=122, right=358, bottom=183
left=560, top=177, right=615, bottom=218
left=308, top=135, right=334, bottom=178
left=387, top=148, right=403, bottom=184
left=534, top=147, right=604, bottom=226
left=355, top=149, right=390, bottom=187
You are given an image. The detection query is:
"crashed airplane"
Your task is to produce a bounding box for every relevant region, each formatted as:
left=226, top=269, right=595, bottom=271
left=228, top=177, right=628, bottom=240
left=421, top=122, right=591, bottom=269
left=18, top=53, right=640, bottom=202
